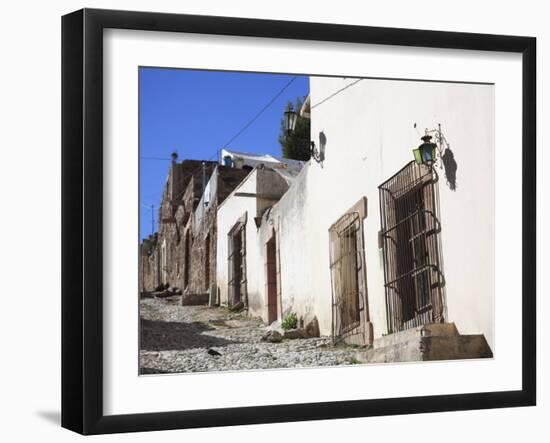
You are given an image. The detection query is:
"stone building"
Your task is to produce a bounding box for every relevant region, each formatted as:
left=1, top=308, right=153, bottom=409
left=153, top=155, right=218, bottom=294
left=139, top=153, right=252, bottom=303
left=182, top=164, right=250, bottom=300
left=139, top=232, right=159, bottom=293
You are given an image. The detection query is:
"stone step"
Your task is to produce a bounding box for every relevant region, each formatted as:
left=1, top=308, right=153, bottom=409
left=355, top=323, right=492, bottom=363
left=372, top=322, right=459, bottom=350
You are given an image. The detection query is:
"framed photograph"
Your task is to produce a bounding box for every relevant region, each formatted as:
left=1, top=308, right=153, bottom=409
left=61, top=8, right=536, bottom=435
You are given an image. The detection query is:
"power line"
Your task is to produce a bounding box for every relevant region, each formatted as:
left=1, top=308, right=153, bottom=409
left=142, top=76, right=300, bottom=202
left=141, top=75, right=299, bottom=167
left=220, top=75, right=298, bottom=149
left=143, top=76, right=357, bottom=233
left=174, top=75, right=298, bottom=177
left=171, top=158, right=218, bottom=201
left=311, top=78, right=363, bottom=110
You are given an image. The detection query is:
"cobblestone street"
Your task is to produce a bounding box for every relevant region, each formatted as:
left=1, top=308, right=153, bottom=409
left=140, top=296, right=361, bottom=374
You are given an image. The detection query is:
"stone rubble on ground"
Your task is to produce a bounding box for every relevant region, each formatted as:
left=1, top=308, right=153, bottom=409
left=139, top=296, right=362, bottom=374
left=261, top=329, right=283, bottom=343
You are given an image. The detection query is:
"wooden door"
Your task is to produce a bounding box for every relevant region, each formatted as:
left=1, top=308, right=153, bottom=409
left=266, top=235, right=278, bottom=324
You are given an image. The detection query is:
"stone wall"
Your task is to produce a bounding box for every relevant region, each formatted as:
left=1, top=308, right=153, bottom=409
left=185, top=166, right=250, bottom=297
left=140, top=159, right=215, bottom=293
left=139, top=161, right=249, bottom=300
left=139, top=233, right=160, bottom=292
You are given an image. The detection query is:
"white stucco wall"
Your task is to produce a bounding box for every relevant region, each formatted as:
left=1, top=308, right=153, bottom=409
left=217, top=169, right=257, bottom=307
left=257, top=164, right=328, bottom=328
left=265, top=77, right=494, bottom=349
left=216, top=168, right=291, bottom=321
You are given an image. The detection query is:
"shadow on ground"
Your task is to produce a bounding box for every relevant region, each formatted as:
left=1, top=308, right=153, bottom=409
left=139, top=367, right=171, bottom=375
left=140, top=318, right=241, bottom=351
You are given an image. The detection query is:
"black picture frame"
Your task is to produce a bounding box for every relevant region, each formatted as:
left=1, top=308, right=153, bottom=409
left=61, top=8, right=536, bottom=435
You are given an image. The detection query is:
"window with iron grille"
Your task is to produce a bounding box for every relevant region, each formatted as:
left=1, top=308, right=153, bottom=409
left=329, top=210, right=368, bottom=344
left=227, top=218, right=247, bottom=308
left=379, top=161, right=446, bottom=334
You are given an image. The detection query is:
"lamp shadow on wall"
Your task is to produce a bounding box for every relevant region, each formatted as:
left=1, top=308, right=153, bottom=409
left=442, top=148, right=458, bottom=191
left=318, top=131, right=327, bottom=166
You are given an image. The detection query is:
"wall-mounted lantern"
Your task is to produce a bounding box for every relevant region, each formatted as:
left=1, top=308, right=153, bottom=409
left=283, top=107, right=298, bottom=136
left=413, top=134, right=437, bottom=166
left=283, top=106, right=323, bottom=163
left=412, top=123, right=451, bottom=168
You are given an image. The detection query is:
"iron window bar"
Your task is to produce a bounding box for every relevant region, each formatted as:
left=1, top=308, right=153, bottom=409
left=379, top=161, right=447, bottom=334
left=329, top=211, right=368, bottom=344
left=227, top=219, right=247, bottom=309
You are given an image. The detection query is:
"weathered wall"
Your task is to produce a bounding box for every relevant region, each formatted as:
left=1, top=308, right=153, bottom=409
left=256, top=164, right=323, bottom=328
left=269, top=77, right=495, bottom=349
left=139, top=160, right=216, bottom=293
left=187, top=182, right=216, bottom=295
left=216, top=168, right=290, bottom=320
left=140, top=162, right=250, bottom=298
left=186, top=166, right=252, bottom=297
left=217, top=169, right=260, bottom=310
left=139, top=234, right=160, bottom=292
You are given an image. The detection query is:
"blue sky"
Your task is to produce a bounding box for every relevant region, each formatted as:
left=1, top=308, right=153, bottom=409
left=139, top=67, right=309, bottom=241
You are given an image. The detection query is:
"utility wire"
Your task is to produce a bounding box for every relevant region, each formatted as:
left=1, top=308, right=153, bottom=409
left=140, top=74, right=358, bottom=236
left=171, top=157, right=219, bottom=201
left=141, top=75, right=298, bottom=166
left=219, top=75, right=298, bottom=149
left=141, top=76, right=363, bottom=227
left=311, top=78, right=363, bottom=109
left=143, top=75, right=300, bottom=202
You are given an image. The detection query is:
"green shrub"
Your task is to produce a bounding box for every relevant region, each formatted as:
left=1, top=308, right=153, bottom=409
left=281, top=313, right=298, bottom=331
